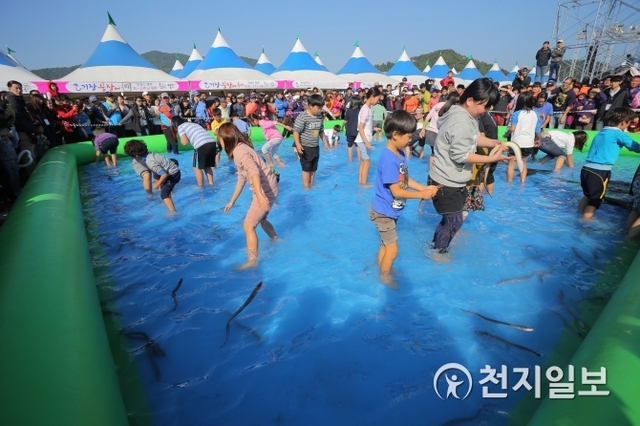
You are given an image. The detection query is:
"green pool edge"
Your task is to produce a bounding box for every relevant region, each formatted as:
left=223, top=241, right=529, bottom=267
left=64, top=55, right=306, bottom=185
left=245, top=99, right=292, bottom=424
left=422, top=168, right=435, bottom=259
left=0, top=125, right=638, bottom=425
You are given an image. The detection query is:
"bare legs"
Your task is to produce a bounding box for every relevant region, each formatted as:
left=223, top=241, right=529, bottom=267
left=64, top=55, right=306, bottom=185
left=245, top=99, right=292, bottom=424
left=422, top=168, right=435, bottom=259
left=193, top=167, right=214, bottom=187
left=302, top=171, right=316, bottom=189
left=237, top=218, right=278, bottom=270
left=359, top=159, right=371, bottom=186
left=377, top=242, right=399, bottom=289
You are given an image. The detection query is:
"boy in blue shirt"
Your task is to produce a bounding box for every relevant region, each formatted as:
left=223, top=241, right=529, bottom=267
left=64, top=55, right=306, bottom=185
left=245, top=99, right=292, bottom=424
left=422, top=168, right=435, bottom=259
left=370, top=110, right=438, bottom=288
left=579, top=107, right=640, bottom=219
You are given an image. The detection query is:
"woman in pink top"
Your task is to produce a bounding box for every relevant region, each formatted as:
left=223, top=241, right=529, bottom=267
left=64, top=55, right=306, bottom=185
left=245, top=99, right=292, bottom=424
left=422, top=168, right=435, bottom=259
left=248, top=114, right=292, bottom=167
left=421, top=92, right=460, bottom=164
left=330, top=94, right=344, bottom=118
left=220, top=123, right=279, bottom=269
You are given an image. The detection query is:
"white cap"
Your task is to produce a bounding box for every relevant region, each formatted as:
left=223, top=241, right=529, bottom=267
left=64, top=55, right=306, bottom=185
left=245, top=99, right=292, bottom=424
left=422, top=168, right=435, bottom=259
left=142, top=91, right=148, bottom=96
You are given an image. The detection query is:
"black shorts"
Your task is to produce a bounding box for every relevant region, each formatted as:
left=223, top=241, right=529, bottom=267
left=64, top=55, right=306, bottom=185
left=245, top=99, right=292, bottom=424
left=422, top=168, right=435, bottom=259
left=580, top=166, right=611, bottom=209
left=412, top=129, right=426, bottom=147
left=509, top=147, right=536, bottom=157
left=99, top=137, right=119, bottom=155
left=193, top=143, right=216, bottom=169
left=160, top=171, right=181, bottom=200
left=346, top=135, right=356, bottom=148
left=428, top=177, right=467, bottom=214
left=299, top=145, right=320, bottom=172
left=485, top=162, right=497, bottom=185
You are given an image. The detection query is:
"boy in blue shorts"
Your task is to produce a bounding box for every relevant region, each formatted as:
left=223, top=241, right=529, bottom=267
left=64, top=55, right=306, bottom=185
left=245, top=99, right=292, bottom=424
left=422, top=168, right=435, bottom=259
left=370, top=110, right=438, bottom=287
left=124, top=139, right=182, bottom=212
left=293, top=94, right=331, bottom=189
left=579, top=107, right=640, bottom=219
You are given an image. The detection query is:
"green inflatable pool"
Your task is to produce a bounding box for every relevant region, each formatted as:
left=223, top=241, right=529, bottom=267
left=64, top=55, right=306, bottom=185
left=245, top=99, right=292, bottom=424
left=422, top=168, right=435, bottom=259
left=0, top=122, right=638, bottom=425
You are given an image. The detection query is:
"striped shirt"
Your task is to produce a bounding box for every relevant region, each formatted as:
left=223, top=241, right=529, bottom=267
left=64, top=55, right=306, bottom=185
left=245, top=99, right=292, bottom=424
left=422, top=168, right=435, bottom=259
left=132, top=152, right=179, bottom=178
left=177, top=122, right=215, bottom=149
left=293, top=111, right=324, bottom=147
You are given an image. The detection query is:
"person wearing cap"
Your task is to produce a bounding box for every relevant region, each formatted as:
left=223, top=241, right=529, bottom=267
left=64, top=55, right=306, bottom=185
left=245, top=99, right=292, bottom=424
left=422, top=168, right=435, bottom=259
left=158, top=92, right=179, bottom=154
left=535, top=41, right=552, bottom=84
left=403, top=91, right=419, bottom=114
left=549, top=40, right=566, bottom=82
left=86, top=94, right=109, bottom=128
left=232, top=94, right=247, bottom=119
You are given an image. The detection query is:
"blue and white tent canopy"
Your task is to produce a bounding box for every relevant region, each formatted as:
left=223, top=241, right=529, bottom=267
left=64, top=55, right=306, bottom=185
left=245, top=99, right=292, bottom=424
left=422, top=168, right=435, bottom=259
left=0, top=51, right=40, bottom=91
left=62, top=23, right=176, bottom=82
left=186, top=30, right=274, bottom=88
left=179, top=46, right=203, bottom=79
left=271, top=38, right=347, bottom=89
left=506, top=64, right=520, bottom=82
left=254, top=49, right=276, bottom=75
left=336, top=45, right=397, bottom=85
left=426, top=56, right=450, bottom=79
left=386, top=49, right=424, bottom=85
left=313, top=52, right=328, bottom=71
left=170, top=59, right=183, bottom=77
left=456, top=59, right=484, bottom=85
left=484, top=62, right=509, bottom=84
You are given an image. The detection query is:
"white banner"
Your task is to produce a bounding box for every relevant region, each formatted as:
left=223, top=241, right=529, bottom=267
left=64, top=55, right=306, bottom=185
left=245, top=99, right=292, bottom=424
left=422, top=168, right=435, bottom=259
left=291, top=80, right=349, bottom=90
left=65, top=81, right=179, bottom=93
left=198, top=80, right=278, bottom=90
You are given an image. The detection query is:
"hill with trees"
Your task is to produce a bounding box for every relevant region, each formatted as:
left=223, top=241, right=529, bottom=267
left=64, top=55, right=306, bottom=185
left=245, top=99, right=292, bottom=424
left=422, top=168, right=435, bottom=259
left=30, top=51, right=258, bottom=80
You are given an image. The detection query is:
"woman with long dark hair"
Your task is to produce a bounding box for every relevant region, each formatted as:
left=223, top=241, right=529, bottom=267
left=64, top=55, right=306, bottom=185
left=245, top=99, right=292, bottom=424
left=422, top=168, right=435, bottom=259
left=428, top=78, right=507, bottom=255
left=220, top=123, right=279, bottom=269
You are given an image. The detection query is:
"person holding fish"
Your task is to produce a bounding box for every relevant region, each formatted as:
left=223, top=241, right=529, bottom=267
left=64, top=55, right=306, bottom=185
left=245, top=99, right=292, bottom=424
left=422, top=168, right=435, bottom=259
left=428, top=78, right=508, bottom=255
left=219, top=123, right=279, bottom=269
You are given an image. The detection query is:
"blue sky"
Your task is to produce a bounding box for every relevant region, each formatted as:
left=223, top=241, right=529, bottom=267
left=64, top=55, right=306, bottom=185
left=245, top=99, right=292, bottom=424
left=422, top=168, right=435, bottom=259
left=1, top=0, right=575, bottom=72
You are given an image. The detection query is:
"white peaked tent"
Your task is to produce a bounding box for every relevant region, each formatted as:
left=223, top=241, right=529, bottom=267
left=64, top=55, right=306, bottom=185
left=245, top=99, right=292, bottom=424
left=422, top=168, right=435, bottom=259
left=186, top=29, right=275, bottom=90
left=179, top=45, right=203, bottom=79
left=451, top=67, right=458, bottom=74
left=386, top=48, right=425, bottom=85
left=422, top=64, right=431, bottom=74
left=313, top=52, right=328, bottom=71
left=336, top=45, right=397, bottom=86
left=456, top=59, right=484, bottom=86
left=254, top=49, right=276, bottom=75
left=169, top=59, right=183, bottom=77
left=0, top=51, right=40, bottom=92
left=484, top=62, right=509, bottom=84
left=426, top=56, right=450, bottom=79
left=62, top=21, right=177, bottom=92
left=271, top=38, right=347, bottom=89
left=506, top=64, right=520, bottom=82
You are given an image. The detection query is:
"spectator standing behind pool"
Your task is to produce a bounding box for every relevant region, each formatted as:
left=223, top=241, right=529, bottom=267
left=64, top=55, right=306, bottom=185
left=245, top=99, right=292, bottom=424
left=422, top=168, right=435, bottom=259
left=219, top=123, right=279, bottom=270
left=579, top=107, right=640, bottom=220
left=91, top=127, right=119, bottom=167
left=293, top=94, right=331, bottom=189
left=535, top=41, right=552, bottom=83
left=172, top=116, right=216, bottom=187
left=369, top=110, right=438, bottom=288
left=549, top=40, right=566, bottom=82
left=124, top=140, right=181, bottom=212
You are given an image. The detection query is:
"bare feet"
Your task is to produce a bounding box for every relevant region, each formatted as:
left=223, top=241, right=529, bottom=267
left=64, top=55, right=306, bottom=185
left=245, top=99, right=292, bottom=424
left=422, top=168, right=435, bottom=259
left=236, top=259, right=258, bottom=270
left=380, top=273, right=399, bottom=290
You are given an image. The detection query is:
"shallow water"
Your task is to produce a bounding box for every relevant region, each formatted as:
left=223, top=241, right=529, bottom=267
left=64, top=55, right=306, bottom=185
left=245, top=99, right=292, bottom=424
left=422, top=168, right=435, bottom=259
left=81, top=139, right=639, bottom=426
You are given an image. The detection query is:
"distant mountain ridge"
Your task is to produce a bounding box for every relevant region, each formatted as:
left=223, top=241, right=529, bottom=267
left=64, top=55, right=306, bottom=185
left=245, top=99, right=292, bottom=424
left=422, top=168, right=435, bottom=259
left=30, top=49, right=508, bottom=80
left=30, top=51, right=259, bottom=80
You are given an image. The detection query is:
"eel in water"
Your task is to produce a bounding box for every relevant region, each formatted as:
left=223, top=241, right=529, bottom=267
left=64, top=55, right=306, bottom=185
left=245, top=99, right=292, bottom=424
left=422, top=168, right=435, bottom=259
left=476, top=330, right=541, bottom=357
left=167, top=278, right=184, bottom=314
left=220, top=281, right=263, bottom=348
left=484, top=142, right=523, bottom=193
left=462, top=309, right=534, bottom=332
